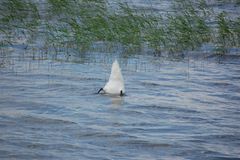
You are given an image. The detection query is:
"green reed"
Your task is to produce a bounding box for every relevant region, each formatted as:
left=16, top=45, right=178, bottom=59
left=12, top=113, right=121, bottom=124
left=46, top=0, right=213, bottom=54
left=0, top=0, right=239, bottom=56
left=215, top=11, right=240, bottom=54
left=0, top=0, right=40, bottom=46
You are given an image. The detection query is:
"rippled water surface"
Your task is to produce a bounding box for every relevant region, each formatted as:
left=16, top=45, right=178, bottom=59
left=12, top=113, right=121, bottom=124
left=1, top=0, right=240, bottom=159
left=0, top=46, right=240, bottom=160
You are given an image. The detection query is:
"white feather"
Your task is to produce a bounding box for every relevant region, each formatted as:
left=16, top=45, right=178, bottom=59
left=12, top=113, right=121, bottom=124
left=103, top=60, right=125, bottom=95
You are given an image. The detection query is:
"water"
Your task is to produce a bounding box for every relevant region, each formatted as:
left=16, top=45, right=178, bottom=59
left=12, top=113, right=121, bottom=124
left=1, top=0, right=240, bottom=159
left=0, top=45, right=240, bottom=160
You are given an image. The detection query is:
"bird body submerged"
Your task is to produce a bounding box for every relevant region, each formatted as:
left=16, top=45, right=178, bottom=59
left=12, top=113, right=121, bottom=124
left=98, top=60, right=125, bottom=96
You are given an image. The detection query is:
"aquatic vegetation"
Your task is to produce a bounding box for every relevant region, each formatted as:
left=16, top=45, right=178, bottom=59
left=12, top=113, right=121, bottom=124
left=215, top=12, right=234, bottom=54
left=165, top=0, right=211, bottom=52
left=0, top=0, right=239, bottom=57
left=214, top=11, right=240, bottom=55
left=232, top=18, right=240, bottom=47
left=45, top=0, right=238, bottom=55
left=0, top=0, right=40, bottom=46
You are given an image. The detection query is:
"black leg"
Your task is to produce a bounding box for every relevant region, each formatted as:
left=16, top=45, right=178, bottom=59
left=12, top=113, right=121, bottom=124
left=97, top=88, right=103, bottom=94
left=120, top=90, right=124, bottom=96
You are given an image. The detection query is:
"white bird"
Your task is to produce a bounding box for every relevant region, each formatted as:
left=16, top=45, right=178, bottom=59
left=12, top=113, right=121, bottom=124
left=98, top=59, right=125, bottom=96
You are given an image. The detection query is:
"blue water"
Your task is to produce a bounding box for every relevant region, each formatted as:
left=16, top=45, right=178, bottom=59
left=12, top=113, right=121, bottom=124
left=0, top=46, right=240, bottom=159
left=1, top=0, right=240, bottom=159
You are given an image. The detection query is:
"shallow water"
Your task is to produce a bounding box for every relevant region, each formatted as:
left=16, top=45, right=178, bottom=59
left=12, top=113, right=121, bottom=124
left=1, top=0, right=240, bottom=159
left=0, top=46, right=240, bottom=160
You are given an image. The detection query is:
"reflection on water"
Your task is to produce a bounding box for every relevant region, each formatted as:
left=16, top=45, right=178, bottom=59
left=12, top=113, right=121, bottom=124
left=109, top=95, right=124, bottom=106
